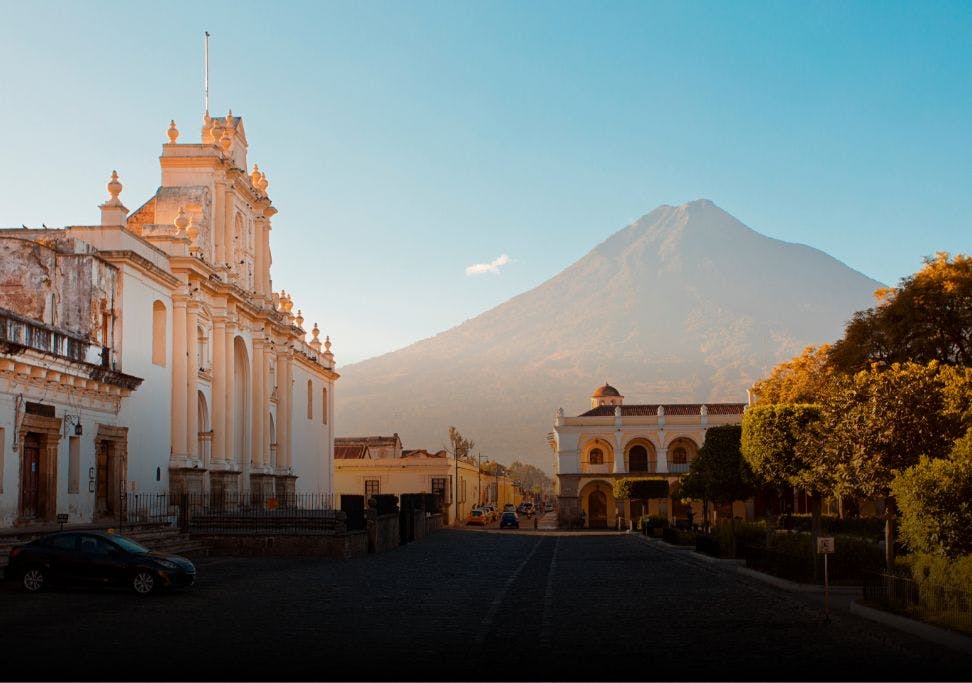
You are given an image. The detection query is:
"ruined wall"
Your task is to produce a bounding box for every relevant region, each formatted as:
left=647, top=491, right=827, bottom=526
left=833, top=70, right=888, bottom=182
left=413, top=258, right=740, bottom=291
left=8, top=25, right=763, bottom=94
left=0, top=236, right=117, bottom=342
left=0, top=238, right=56, bottom=322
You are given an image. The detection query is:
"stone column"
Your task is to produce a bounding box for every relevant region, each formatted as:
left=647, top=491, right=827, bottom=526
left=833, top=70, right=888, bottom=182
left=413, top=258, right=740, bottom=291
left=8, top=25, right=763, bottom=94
left=213, top=179, right=226, bottom=265
left=211, top=317, right=226, bottom=464
left=253, top=217, right=266, bottom=297
left=224, top=185, right=235, bottom=270
left=224, top=319, right=236, bottom=467
left=170, top=296, right=189, bottom=462
left=186, top=303, right=199, bottom=461
left=657, top=446, right=669, bottom=474
left=614, top=431, right=625, bottom=474
left=251, top=337, right=265, bottom=469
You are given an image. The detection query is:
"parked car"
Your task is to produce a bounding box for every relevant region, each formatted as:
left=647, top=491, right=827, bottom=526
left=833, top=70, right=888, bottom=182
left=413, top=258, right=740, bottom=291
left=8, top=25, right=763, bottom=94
left=499, top=511, right=519, bottom=529
left=465, top=509, right=489, bottom=526
left=503, top=503, right=516, bottom=514
left=5, top=530, right=196, bottom=595
left=521, top=502, right=535, bottom=517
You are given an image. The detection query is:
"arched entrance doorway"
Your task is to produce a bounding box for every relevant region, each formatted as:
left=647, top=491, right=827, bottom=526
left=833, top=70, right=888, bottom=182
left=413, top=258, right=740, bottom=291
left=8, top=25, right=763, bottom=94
left=589, top=490, right=608, bottom=528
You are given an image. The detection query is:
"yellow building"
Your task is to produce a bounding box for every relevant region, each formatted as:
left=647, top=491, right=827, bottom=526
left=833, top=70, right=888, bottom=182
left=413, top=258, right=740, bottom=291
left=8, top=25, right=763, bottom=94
left=334, top=436, right=522, bottom=525
left=552, top=383, right=747, bottom=528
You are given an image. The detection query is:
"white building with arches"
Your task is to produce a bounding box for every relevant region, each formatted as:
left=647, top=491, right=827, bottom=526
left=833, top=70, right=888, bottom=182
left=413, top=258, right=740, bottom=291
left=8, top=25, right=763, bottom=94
left=551, top=383, right=747, bottom=528
left=0, top=112, right=338, bottom=528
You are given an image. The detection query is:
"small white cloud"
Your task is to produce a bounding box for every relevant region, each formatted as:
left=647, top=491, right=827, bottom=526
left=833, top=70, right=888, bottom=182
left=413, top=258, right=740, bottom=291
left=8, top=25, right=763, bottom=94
left=465, top=254, right=512, bottom=276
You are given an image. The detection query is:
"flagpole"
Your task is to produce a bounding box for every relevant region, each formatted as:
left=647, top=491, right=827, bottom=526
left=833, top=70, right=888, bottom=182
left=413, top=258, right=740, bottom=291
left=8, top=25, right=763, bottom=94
left=204, top=31, right=210, bottom=113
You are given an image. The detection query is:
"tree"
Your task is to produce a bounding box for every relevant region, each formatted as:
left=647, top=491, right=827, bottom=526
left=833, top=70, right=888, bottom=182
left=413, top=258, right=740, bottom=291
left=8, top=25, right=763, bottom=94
left=749, top=345, right=834, bottom=406
left=829, top=252, right=972, bottom=373
left=825, top=361, right=969, bottom=568
left=741, top=403, right=828, bottom=548
left=613, top=478, right=669, bottom=527
left=506, top=461, right=553, bottom=494
left=447, top=426, right=475, bottom=461
left=892, top=429, right=972, bottom=558
left=681, top=425, right=754, bottom=540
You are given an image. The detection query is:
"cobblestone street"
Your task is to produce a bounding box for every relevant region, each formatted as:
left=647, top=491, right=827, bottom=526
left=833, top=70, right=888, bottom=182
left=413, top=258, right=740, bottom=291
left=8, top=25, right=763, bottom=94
left=2, top=529, right=969, bottom=681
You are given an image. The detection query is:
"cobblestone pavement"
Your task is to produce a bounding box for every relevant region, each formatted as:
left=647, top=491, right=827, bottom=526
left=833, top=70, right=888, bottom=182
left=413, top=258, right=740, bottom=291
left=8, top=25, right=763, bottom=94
left=2, top=529, right=969, bottom=681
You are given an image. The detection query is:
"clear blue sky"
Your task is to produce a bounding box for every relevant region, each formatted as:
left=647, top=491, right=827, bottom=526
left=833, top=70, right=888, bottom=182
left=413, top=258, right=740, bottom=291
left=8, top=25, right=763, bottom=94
left=1, top=1, right=969, bottom=364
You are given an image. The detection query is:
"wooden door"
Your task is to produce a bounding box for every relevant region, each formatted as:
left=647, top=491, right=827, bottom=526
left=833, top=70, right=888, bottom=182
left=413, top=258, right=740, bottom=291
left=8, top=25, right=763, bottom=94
left=20, top=433, right=41, bottom=518
left=589, top=490, right=608, bottom=528
left=96, top=441, right=115, bottom=516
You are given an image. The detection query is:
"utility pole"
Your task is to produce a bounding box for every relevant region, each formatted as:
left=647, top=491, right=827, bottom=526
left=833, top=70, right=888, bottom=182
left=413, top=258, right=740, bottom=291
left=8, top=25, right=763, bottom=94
left=478, top=452, right=482, bottom=506
left=455, top=447, right=459, bottom=526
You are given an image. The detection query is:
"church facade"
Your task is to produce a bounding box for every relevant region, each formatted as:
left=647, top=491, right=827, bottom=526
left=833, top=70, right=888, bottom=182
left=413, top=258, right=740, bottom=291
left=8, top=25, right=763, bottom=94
left=551, top=384, right=748, bottom=528
left=0, top=112, right=338, bottom=528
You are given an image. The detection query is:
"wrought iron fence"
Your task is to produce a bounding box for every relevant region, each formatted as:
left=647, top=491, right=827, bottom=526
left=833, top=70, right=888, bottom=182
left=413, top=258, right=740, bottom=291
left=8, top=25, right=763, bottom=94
left=862, top=570, right=972, bottom=636
left=119, top=491, right=340, bottom=535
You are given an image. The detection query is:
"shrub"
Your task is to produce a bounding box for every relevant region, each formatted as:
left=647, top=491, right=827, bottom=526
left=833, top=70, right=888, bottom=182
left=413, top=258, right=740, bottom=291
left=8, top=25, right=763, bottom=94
left=614, top=477, right=670, bottom=501
left=713, top=520, right=766, bottom=558
left=368, top=494, right=399, bottom=515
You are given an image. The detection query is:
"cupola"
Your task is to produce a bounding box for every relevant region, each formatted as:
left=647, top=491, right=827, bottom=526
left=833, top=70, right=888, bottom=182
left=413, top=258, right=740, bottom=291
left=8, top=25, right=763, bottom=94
left=591, top=382, right=623, bottom=409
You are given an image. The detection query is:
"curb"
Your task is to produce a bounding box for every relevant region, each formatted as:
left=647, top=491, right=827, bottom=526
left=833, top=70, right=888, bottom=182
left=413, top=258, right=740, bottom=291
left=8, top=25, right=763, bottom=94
left=849, top=600, right=972, bottom=656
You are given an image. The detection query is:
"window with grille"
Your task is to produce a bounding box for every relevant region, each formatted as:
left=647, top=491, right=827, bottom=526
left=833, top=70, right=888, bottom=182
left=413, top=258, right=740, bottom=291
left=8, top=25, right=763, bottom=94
left=589, top=448, right=603, bottom=465
left=365, top=479, right=380, bottom=497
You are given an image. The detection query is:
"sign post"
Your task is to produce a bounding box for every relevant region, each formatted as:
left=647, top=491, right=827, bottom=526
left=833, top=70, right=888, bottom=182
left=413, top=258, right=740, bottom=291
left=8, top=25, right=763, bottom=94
left=816, top=536, right=835, bottom=617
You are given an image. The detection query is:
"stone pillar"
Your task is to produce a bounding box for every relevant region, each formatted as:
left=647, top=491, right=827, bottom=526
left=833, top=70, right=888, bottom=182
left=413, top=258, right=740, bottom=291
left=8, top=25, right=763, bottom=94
left=657, top=446, right=669, bottom=474
left=224, top=320, right=236, bottom=467
left=614, top=432, right=625, bottom=474
left=224, top=185, right=235, bottom=270
left=170, top=296, right=189, bottom=461
left=211, top=317, right=226, bottom=464
left=186, top=303, right=199, bottom=461
left=251, top=337, right=265, bottom=468
left=213, top=179, right=226, bottom=265
left=254, top=217, right=266, bottom=297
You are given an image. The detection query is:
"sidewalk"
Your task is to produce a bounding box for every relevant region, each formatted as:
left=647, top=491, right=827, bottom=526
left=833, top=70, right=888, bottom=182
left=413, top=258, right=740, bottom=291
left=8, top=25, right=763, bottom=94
left=633, top=532, right=972, bottom=655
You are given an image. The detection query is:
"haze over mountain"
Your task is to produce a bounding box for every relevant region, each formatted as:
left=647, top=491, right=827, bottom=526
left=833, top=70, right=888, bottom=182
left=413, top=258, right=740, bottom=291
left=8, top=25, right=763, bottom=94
left=335, top=199, right=884, bottom=474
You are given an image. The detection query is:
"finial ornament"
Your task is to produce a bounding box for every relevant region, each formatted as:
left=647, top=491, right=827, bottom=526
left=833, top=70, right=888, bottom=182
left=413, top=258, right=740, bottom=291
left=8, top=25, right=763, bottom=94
left=251, top=164, right=262, bottom=187
left=295, top=309, right=304, bottom=327
left=186, top=214, right=199, bottom=244
left=107, top=170, right=122, bottom=200
left=312, top=323, right=320, bottom=341
left=167, top=120, right=179, bottom=143
left=202, top=111, right=215, bottom=144
left=257, top=170, right=269, bottom=192
left=324, top=336, right=332, bottom=352
left=174, top=206, right=190, bottom=233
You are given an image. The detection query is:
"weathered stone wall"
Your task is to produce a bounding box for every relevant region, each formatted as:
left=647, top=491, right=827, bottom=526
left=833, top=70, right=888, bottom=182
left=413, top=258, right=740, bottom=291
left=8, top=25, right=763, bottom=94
left=191, top=532, right=368, bottom=560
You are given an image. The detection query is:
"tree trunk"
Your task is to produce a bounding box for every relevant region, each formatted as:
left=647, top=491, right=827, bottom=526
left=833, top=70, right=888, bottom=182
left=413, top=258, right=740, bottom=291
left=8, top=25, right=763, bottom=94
left=810, top=490, right=823, bottom=581
left=702, top=499, right=709, bottom=534
left=884, top=495, right=897, bottom=571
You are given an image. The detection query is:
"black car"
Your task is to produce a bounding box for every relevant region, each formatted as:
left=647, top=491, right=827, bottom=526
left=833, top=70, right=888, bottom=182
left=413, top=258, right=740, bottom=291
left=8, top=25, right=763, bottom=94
left=5, top=530, right=196, bottom=595
left=499, top=511, right=519, bottom=529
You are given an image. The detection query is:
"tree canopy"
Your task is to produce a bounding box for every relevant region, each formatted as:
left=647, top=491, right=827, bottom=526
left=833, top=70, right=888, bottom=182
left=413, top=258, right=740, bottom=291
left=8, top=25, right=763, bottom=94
left=681, top=425, right=754, bottom=506
left=892, top=429, right=972, bottom=557
left=749, top=345, right=834, bottom=406
left=613, top=477, right=669, bottom=501
left=829, top=252, right=972, bottom=372
left=447, top=426, right=475, bottom=462
left=741, top=404, right=826, bottom=494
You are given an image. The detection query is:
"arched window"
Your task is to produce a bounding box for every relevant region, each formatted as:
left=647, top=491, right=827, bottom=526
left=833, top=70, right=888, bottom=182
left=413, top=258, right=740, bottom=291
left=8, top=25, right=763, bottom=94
left=672, top=447, right=687, bottom=465
left=152, top=301, right=166, bottom=366
left=196, top=325, right=208, bottom=371
left=307, top=380, right=313, bottom=419
left=589, top=448, right=603, bottom=465
left=629, top=445, right=649, bottom=472
left=322, top=387, right=328, bottom=425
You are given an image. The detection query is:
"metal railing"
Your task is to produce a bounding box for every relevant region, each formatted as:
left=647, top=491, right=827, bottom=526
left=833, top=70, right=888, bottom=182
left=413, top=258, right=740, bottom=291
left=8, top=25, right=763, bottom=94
left=862, top=570, right=972, bottom=635
left=119, top=491, right=341, bottom=535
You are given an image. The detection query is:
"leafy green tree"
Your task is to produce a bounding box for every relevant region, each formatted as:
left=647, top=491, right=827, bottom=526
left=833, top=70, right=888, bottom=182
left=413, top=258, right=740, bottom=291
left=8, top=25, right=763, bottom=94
left=829, top=252, right=972, bottom=372
left=826, top=362, right=969, bottom=568
left=447, top=426, right=475, bottom=462
left=681, top=425, right=754, bottom=540
left=613, top=478, right=669, bottom=526
left=892, top=430, right=972, bottom=557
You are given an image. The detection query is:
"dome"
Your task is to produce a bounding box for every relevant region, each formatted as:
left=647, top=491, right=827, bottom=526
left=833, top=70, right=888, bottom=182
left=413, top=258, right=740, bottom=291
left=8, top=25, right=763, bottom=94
left=591, top=383, right=621, bottom=398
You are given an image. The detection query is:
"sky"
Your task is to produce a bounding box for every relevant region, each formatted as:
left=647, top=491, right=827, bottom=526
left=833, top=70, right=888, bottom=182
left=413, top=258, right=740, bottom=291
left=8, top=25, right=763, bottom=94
left=1, top=0, right=969, bottom=365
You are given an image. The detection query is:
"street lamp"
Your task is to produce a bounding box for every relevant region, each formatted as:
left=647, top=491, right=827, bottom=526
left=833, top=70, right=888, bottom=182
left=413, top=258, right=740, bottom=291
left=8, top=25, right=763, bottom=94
left=478, top=452, right=482, bottom=506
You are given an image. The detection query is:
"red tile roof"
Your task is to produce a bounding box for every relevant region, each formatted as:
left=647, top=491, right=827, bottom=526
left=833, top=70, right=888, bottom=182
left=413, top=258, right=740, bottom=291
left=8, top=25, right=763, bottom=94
left=580, top=404, right=746, bottom=417
left=335, top=445, right=369, bottom=459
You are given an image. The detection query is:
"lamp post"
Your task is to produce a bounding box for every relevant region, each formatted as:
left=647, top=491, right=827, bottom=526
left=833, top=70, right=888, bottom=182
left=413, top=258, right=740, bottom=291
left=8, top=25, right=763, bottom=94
left=477, top=452, right=482, bottom=506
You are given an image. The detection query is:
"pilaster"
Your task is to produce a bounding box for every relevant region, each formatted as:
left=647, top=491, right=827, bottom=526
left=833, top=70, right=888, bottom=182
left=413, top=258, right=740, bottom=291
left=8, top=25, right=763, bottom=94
left=170, top=295, right=189, bottom=463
